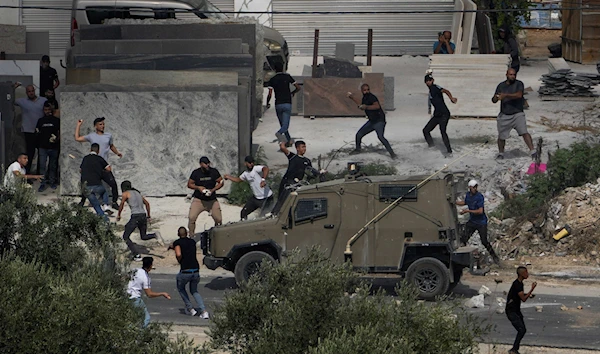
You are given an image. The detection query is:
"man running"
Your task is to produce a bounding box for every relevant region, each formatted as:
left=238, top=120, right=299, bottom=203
left=423, top=74, right=457, bottom=157
left=456, top=179, right=500, bottom=264
left=347, top=84, right=396, bottom=159
left=80, top=143, right=111, bottom=221
left=75, top=117, right=122, bottom=210
left=266, top=62, right=301, bottom=146
left=506, top=266, right=537, bottom=354
left=224, top=155, right=274, bottom=220
left=187, top=156, right=224, bottom=236
left=169, top=226, right=209, bottom=319
left=117, top=180, right=160, bottom=262
left=126, top=256, right=171, bottom=328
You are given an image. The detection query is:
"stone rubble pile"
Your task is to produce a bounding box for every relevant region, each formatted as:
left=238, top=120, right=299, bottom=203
left=490, top=178, right=600, bottom=262
left=538, top=69, right=600, bottom=97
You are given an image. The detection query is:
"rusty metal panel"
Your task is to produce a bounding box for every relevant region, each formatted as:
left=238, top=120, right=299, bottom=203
left=562, top=0, right=582, bottom=63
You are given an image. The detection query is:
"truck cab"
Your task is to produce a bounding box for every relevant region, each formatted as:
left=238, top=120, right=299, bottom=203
left=201, top=172, right=477, bottom=300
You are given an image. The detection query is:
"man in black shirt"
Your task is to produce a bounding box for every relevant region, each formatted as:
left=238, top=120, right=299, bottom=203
left=266, top=62, right=301, bottom=145
left=44, top=88, right=59, bottom=113
left=505, top=266, right=537, bottom=354
left=169, top=226, right=209, bottom=319
left=187, top=156, right=224, bottom=235
left=347, top=84, right=396, bottom=159
left=36, top=102, right=60, bottom=191
left=80, top=143, right=111, bottom=221
left=39, top=55, right=59, bottom=97
left=492, top=69, right=535, bottom=160
left=423, top=75, right=457, bottom=157
left=272, top=140, right=323, bottom=215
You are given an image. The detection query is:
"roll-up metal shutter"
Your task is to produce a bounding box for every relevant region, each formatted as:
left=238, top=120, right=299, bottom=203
left=210, top=0, right=234, bottom=13
left=22, top=0, right=73, bottom=56
left=272, top=0, right=455, bottom=56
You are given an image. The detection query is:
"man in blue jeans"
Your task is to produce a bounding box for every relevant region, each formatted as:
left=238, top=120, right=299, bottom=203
left=347, top=84, right=397, bottom=159
left=169, top=226, right=209, bottom=319
left=80, top=143, right=111, bottom=221
left=266, top=62, right=301, bottom=146
left=36, top=102, right=60, bottom=191
left=127, top=256, right=171, bottom=328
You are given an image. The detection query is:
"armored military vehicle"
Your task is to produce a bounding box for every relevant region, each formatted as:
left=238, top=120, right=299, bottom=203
left=201, top=167, right=477, bottom=300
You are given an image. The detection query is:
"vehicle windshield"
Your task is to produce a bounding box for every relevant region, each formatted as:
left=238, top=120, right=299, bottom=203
left=180, top=0, right=228, bottom=19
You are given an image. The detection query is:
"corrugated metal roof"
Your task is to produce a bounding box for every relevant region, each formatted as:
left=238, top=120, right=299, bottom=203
left=272, top=0, right=455, bottom=56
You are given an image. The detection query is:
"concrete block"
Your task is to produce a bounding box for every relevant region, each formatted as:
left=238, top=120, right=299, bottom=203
left=3, top=53, right=45, bottom=60
left=80, top=40, right=116, bottom=54
left=101, top=70, right=239, bottom=86
left=242, top=43, right=250, bottom=54
left=73, top=54, right=254, bottom=72
left=65, top=68, right=101, bottom=85
left=302, top=65, right=312, bottom=76
left=78, top=25, right=121, bottom=40
left=60, top=90, right=239, bottom=196
left=115, top=40, right=160, bottom=54
left=323, top=57, right=362, bottom=78
left=161, top=39, right=243, bottom=54
left=0, top=24, right=26, bottom=54
left=25, top=31, right=49, bottom=54
left=384, top=76, right=395, bottom=111
left=335, top=42, right=355, bottom=61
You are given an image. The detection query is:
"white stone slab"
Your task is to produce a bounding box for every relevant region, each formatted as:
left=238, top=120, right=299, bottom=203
left=60, top=91, right=238, bottom=196
left=0, top=60, right=40, bottom=95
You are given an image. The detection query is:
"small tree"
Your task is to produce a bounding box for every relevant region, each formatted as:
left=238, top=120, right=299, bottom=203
left=203, top=248, right=490, bottom=354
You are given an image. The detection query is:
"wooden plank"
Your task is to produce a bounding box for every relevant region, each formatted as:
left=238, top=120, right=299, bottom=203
left=539, top=95, right=597, bottom=101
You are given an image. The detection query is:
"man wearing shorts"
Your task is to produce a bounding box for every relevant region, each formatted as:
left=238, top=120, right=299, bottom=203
left=187, top=156, right=224, bottom=236
left=492, top=68, right=535, bottom=160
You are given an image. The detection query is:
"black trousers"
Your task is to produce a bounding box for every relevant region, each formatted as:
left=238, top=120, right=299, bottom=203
left=356, top=120, right=395, bottom=157
left=423, top=113, right=452, bottom=153
left=462, top=221, right=498, bottom=259
left=241, top=195, right=274, bottom=219
left=506, top=311, right=526, bottom=351
left=23, top=132, right=38, bottom=174
left=79, top=170, right=119, bottom=206
left=123, top=213, right=154, bottom=255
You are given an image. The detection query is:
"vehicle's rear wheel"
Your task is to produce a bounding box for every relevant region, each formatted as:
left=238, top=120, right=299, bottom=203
left=234, top=251, right=276, bottom=286
left=406, top=257, right=450, bottom=301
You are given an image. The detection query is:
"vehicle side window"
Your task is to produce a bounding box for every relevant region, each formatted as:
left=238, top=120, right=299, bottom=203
left=294, top=198, right=327, bottom=224
left=379, top=185, right=417, bottom=202
left=86, top=9, right=127, bottom=24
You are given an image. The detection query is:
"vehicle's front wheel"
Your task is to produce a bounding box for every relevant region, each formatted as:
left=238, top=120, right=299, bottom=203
left=234, top=251, right=276, bottom=286
left=406, top=257, right=450, bottom=301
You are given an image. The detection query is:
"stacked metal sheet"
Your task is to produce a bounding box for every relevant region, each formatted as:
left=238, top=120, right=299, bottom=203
left=538, top=69, right=600, bottom=97
left=428, top=54, right=511, bottom=117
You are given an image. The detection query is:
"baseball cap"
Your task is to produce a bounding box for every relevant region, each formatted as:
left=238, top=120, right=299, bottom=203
left=199, top=156, right=210, bottom=164
left=468, top=179, right=478, bottom=187
left=244, top=155, right=255, bottom=163
left=93, top=117, right=105, bottom=126
left=424, top=74, right=434, bottom=82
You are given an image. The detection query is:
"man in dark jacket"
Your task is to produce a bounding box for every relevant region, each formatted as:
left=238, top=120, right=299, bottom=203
left=498, top=26, right=520, bottom=72
left=36, top=101, right=60, bottom=191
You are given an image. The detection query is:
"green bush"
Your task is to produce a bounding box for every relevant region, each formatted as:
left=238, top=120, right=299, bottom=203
left=0, top=185, right=200, bottom=353
left=494, top=142, right=600, bottom=218
left=203, top=249, right=488, bottom=354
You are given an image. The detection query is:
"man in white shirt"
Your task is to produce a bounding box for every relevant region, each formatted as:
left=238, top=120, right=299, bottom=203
left=224, top=156, right=274, bottom=220
left=3, top=153, right=43, bottom=188
left=126, top=256, right=171, bottom=328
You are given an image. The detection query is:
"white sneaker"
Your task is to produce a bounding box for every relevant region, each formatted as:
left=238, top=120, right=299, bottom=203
left=185, top=308, right=198, bottom=316
left=201, top=311, right=209, bottom=319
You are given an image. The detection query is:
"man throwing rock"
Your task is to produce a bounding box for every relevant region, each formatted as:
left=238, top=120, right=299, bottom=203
left=506, top=266, right=537, bottom=354
left=224, top=155, right=274, bottom=220
left=187, top=156, right=224, bottom=236
left=347, top=84, right=396, bottom=159
left=492, top=68, right=535, bottom=160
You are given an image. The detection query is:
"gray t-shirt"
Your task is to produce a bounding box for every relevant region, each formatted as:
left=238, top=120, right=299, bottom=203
left=15, top=97, right=47, bottom=133
left=84, top=132, right=113, bottom=161
left=127, top=190, right=146, bottom=215
left=495, top=80, right=524, bottom=115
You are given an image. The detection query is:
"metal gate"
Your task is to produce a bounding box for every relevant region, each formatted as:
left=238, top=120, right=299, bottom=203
left=272, top=0, right=455, bottom=56
left=22, top=0, right=73, bottom=56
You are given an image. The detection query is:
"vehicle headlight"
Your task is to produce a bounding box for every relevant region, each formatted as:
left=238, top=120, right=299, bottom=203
left=266, top=41, right=281, bottom=51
